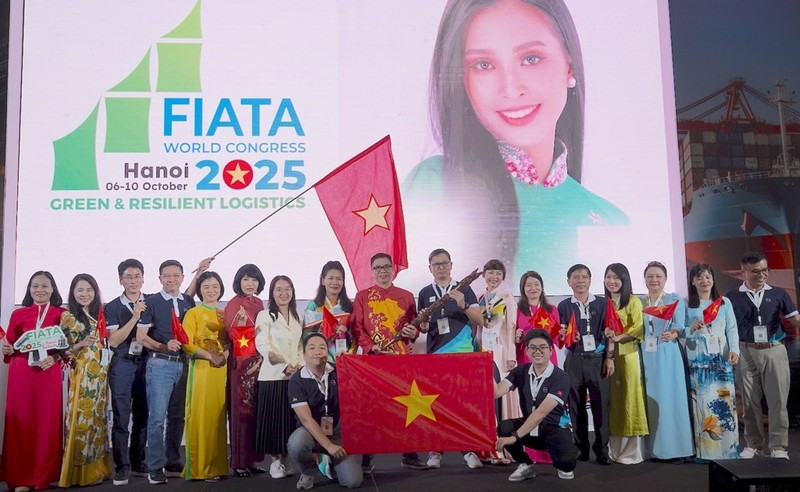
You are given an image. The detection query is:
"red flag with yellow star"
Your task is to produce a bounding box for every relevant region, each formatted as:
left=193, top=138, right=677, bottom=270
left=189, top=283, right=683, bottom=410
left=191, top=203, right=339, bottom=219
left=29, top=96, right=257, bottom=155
left=337, top=352, right=495, bottom=453
left=703, top=297, right=724, bottom=325
left=563, top=311, right=578, bottom=349
left=643, top=300, right=679, bottom=321
left=605, top=298, right=625, bottom=335
left=232, top=325, right=256, bottom=357
left=530, top=308, right=559, bottom=341
left=314, top=136, right=407, bottom=291
left=321, top=306, right=338, bottom=340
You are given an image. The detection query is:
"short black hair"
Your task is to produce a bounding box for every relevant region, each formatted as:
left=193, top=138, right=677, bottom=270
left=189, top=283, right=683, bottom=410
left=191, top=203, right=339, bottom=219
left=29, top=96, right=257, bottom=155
left=428, top=248, right=451, bottom=263
left=370, top=253, right=392, bottom=266
left=159, top=260, right=183, bottom=275
left=196, top=271, right=224, bottom=302
left=303, top=332, right=328, bottom=351
left=117, top=259, right=144, bottom=277
left=567, top=264, right=591, bottom=279
left=741, top=251, right=767, bottom=266
left=524, top=328, right=553, bottom=348
left=483, top=259, right=506, bottom=280
left=232, top=263, right=266, bottom=296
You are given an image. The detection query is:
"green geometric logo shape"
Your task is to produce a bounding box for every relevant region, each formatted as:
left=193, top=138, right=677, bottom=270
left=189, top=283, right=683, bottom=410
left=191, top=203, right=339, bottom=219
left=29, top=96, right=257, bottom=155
left=163, top=0, right=202, bottom=39
left=109, top=49, right=152, bottom=92
left=156, top=42, right=202, bottom=92
left=52, top=103, right=100, bottom=190
left=104, top=97, right=151, bottom=152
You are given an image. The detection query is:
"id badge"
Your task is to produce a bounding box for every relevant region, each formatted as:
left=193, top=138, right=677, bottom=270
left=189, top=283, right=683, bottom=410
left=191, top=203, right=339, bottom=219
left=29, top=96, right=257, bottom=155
left=437, top=317, right=450, bottom=335
left=28, top=348, right=47, bottom=367
left=704, top=334, right=721, bottom=355
left=753, top=325, right=768, bottom=343
left=582, top=334, right=596, bottom=352
left=320, top=415, right=334, bottom=436
left=335, top=338, right=348, bottom=355
left=100, top=348, right=112, bottom=367
left=483, top=330, right=497, bottom=351
left=528, top=405, right=539, bottom=436
left=128, top=341, right=144, bottom=356
left=645, top=336, right=658, bottom=352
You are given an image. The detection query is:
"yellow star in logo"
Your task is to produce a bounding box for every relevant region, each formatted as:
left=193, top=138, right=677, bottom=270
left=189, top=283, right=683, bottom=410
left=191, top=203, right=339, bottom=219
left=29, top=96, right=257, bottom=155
left=236, top=335, right=251, bottom=349
left=227, top=163, right=251, bottom=185
left=393, top=380, right=439, bottom=427
left=353, top=194, right=391, bottom=235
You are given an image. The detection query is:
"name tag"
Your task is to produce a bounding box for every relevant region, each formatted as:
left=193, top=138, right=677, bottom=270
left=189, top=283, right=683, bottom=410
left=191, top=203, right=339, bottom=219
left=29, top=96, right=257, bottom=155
left=100, top=348, right=112, bottom=367
left=429, top=296, right=436, bottom=303
left=129, top=341, right=144, bottom=355
left=483, top=329, right=497, bottom=351
left=704, top=333, right=721, bottom=355
left=582, top=334, right=596, bottom=352
left=645, top=336, right=658, bottom=352
left=753, top=325, right=768, bottom=343
left=335, top=338, right=347, bottom=355
left=437, top=317, right=450, bottom=335
left=321, top=415, right=334, bottom=436
left=28, top=348, right=47, bottom=367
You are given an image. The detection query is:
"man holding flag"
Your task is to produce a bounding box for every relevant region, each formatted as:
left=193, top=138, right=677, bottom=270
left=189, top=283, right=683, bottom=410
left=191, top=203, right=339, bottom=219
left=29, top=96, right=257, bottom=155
left=556, top=264, right=613, bottom=466
left=136, top=260, right=197, bottom=484
left=350, top=253, right=428, bottom=471
left=726, top=252, right=800, bottom=460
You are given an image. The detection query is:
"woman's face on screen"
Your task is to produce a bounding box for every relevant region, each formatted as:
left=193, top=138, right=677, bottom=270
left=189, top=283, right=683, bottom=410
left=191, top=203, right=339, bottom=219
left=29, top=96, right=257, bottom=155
left=463, top=0, right=572, bottom=157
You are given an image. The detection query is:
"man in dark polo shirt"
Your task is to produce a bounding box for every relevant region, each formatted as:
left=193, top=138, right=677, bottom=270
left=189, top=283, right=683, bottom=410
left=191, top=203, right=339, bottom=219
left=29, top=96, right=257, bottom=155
left=136, top=260, right=196, bottom=484
left=496, top=329, right=577, bottom=481
left=287, top=333, right=362, bottom=490
left=557, top=264, right=614, bottom=466
left=726, top=251, right=800, bottom=460
left=417, top=248, right=484, bottom=469
left=106, top=258, right=149, bottom=486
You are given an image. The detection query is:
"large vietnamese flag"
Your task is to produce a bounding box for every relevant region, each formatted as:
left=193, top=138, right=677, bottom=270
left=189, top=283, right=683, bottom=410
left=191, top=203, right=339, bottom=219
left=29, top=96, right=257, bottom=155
left=337, top=353, right=495, bottom=454
left=314, top=136, right=407, bottom=291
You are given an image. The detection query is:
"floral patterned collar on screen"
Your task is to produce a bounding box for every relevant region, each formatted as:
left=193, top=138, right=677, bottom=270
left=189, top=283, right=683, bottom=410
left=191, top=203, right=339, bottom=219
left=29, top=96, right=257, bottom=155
left=497, top=139, right=568, bottom=188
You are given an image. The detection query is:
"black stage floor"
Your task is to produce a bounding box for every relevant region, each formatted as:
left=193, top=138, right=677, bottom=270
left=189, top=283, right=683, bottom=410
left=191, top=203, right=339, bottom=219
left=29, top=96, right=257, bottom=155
left=5, top=430, right=800, bottom=492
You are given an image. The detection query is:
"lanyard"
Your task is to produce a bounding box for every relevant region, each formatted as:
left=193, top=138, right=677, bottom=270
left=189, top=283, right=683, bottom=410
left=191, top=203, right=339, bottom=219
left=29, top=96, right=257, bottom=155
left=577, top=302, right=591, bottom=334
left=35, top=303, right=50, bottom=329
left=314, top=371, right=330, bottom=415
left=647, top=293, right=665, bottom=336
left=434, top=283, right=453, bottom=316
left=745, top=290, right=764, bottom=325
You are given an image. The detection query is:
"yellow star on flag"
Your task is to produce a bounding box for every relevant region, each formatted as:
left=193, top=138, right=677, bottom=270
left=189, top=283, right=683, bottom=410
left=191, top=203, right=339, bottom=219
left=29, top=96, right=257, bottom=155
left=711, top=305, right=719, bottom=314
left=537, top=317, right=550, bottom=329
left=653, top=305, right=665, bottom=314
left=237, top=336, right=251, bottom=349
left=227, top=162, right=251, bottom=184
left=353, top=194, right=391, bottom=235
left=393, top=380, right=439, bottom=427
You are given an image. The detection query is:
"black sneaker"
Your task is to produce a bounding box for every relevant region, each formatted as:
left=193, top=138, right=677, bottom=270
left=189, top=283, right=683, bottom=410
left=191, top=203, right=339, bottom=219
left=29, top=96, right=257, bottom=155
left=113, top=469, right=129, bottom=486
left=401, top=456, right=430, bottom=471
left=163, top=464, right=183, bottom=478
left=148, top=470, right=168, bottom=485
left=130, top=464, right=148, bottom=477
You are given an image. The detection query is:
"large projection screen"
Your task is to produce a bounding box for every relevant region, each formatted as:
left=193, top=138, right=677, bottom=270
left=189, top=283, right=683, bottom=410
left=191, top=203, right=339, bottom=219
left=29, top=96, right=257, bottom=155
left=4, top=0, right=684, bottom=306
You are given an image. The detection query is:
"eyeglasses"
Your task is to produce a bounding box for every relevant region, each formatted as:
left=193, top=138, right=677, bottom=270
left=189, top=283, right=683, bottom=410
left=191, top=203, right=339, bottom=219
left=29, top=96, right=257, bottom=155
left=430, top=261, right=451, bottom=269
left=747, top=268, right=769, bottom=276
left=122, top=275, right=142, bottom=281
left=372, top=264, right=393, bottom=272
left=526, top=344, right=550, bottom=354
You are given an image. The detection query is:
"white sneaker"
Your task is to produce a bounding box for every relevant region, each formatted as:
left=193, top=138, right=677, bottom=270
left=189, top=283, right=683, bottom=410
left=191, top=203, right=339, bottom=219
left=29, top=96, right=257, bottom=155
left=770, top=450, right=789, bottom=459
left=296, top=473, right=314, bottom=490
left=463, top=452, right=483, bottom=469
left=427, top=452, right=442, bottom=469
left=270, top=460, right=287, bottom=479
left=739, top=447, right=761, bottom=459
left=508, top=463, right=535, bottom=482
left=558, top=470, right=575, bottom=480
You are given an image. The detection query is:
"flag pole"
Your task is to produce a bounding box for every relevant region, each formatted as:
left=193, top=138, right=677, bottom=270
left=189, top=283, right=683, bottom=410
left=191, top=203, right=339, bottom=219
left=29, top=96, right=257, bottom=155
left=192, top=135, right=392, bottom=272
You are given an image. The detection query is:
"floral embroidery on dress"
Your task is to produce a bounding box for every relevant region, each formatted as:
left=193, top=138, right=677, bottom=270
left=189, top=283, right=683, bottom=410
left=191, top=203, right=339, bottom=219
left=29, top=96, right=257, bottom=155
left=497, top=139, right=568, bottom=187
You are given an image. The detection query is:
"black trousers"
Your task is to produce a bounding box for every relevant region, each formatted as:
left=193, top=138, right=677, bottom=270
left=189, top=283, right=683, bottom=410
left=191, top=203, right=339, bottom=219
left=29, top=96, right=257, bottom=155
left=498, top=419, right=577, bottom=472
left=564, top=352, right=610, bottom=458
left=109, top=356, right=148, bottom=472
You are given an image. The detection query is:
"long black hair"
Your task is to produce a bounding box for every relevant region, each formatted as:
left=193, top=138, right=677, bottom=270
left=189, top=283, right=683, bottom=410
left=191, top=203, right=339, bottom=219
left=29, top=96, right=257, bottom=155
left=312, top=261, right=352, bottom=313
left=67, top=273, right=102, bottom=331
left=517, top=270, right=552, bottom=316
left=21, top=271, right=63, bottom=307
left=267, top=275, right=301, bottom=324
left=603, top=263, right=633, bottom=309
left=687, top=263, right=720, bottom=309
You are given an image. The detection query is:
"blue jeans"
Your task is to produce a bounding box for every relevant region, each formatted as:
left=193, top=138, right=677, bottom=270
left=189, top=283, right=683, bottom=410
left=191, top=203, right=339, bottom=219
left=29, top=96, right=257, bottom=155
left=166, top=359, right=188, bottom=468
left=145, top=357, right=184, bottom=471
left=109, top=356, right=148, bottom=472
left=288, top=427, right=362, bottom=489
